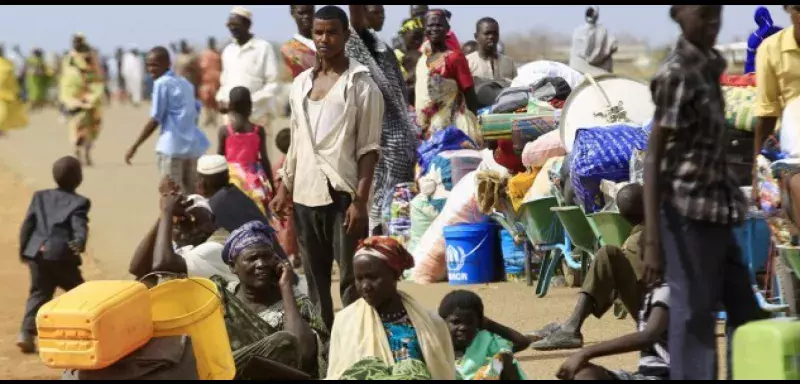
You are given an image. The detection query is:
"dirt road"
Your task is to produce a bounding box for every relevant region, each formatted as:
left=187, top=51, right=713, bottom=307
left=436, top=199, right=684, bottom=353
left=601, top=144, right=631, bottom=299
left=0, top=105, right=724, bottom=379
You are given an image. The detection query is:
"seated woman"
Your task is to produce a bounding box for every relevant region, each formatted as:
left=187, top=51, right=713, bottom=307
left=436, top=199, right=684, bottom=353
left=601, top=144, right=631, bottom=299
left=414, top=9, right=481, bottom=145
left=130, top=207, right=329, bottom=379
left=439, top=290, right=529, bottom=380
left=326, top=237, right=456, bottom=380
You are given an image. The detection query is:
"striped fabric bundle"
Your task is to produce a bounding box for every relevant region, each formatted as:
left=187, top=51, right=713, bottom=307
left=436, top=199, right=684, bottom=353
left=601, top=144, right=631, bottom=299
left=480, top=112, right=559, bottom=153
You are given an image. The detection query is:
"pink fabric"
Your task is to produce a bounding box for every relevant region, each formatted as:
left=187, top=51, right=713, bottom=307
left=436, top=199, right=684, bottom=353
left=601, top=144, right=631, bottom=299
left=521, top=130, right=566, bottom=168
left=224, top=125, right=272, bottom=212
left=225, top=125, right=261, bottom=165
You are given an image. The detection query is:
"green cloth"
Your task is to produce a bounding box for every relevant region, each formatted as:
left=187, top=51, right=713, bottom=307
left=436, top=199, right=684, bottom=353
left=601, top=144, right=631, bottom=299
left=25, top=56, right=50, bottom=103
left=455, top=330, right=527, bottom=380
left=339, top=357, right=432, bottom=380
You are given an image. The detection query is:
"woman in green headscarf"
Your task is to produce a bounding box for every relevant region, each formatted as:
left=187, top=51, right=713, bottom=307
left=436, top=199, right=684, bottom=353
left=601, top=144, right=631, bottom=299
left=59, top=34, right=104, bottom=166
left=25, top=48, right=51, bottom=110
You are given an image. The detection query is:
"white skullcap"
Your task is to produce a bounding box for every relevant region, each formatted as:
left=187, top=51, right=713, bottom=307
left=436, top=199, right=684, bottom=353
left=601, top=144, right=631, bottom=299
left=230, top=6, right=253, bottom=21
left=185, top=194, right=212, bottom=213
left=197, top=154, right=229, bottom=175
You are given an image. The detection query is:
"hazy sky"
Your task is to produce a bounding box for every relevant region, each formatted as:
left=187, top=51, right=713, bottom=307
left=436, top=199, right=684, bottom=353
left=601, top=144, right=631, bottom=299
left=0, top=5, right=791, bottom=54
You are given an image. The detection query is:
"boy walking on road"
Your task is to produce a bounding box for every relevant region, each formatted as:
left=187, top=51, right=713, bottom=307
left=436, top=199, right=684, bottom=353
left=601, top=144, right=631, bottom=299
left=643, top=5, right=766, bottom=380
left=18, top=156, right=90, bottom=353
left=125, top=46, right=209, bottom=194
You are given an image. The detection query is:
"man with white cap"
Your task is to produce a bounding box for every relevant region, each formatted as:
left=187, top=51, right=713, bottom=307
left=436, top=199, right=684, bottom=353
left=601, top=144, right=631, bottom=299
left=196, top=154, right=268, bottom=233
left=217, top=7, right=280, bottom=134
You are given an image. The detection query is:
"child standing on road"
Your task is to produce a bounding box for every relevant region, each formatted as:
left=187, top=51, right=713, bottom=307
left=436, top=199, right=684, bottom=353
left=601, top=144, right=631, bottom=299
left=217, top=86, right=274, bottom=214
left=642, top=5, right=766, bottom=380
left=18, top=156, right=90, bottom=354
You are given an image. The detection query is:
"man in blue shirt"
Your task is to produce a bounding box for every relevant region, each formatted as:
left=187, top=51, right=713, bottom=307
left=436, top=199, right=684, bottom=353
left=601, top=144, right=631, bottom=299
left=125, top=46, right=209, bottom=194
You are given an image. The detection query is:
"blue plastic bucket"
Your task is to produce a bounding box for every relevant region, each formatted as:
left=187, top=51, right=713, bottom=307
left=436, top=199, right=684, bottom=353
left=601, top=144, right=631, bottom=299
left=444, top=222, right=497, bottom=285
left=733, top=217, right=771, bottom=278
left=500, top=229, right=525, bottom=276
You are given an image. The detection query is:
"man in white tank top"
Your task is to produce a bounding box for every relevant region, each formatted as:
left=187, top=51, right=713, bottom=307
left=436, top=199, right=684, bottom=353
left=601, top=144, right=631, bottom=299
left=272, top=5, right=385, bottom=329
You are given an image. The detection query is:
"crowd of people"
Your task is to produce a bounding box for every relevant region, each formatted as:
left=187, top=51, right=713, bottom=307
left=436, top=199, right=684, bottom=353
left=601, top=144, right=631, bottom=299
left=5, top=3, right=799, bottom=381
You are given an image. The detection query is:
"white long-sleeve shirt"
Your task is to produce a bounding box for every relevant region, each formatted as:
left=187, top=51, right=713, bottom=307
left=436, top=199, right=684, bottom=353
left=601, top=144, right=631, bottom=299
left=216, top=36, right=279, bottom=123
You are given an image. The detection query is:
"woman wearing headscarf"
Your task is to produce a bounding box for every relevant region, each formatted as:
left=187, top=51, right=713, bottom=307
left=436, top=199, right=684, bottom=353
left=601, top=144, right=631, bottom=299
left=0, top=45, right=28, bottom=135
left=346, top=5, right=418, bottom=234
left=746, top=6, right=783, bottom=74
left=25, top=48, right=51, bottom=110
left=569, top=6, right=618, bottom=76
left=59, top=34, right=105, bottom=166
left=327, top=236, right=456, bottom=380
left=415, top=9, right=481, bottom=144
left=132, top=214, right=329, bottom=379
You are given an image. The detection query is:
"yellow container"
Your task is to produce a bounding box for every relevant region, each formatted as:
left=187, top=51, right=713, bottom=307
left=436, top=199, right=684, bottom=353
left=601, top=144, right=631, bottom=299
left=149, top=277, right=235, bottom=380
left=36, top=281, right=153, bottom=370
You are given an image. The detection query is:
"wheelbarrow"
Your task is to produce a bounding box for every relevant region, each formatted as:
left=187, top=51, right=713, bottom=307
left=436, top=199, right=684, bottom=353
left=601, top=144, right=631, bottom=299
left=517, top=197, right=569, bottom=297
left=551, top=206, right=599, bottom=288
left=587, top=211, right=634, bottom=319
left=587, top=211, right=633, bottom=248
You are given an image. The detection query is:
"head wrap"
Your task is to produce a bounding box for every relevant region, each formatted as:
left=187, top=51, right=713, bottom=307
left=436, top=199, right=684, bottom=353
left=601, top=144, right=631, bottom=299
left=400, top=17, right=424, bottom=34
left=354, top=237, right=415, bottom=279
left=231, top=6, right=253, bottom=21
left=586, top=6, right=600, bottom=24
left=185, top=194, right=212, bottom=214
left=222, top=221, right=285, bottom=264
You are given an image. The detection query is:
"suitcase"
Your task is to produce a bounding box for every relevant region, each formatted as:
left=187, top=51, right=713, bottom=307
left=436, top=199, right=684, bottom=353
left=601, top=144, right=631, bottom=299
left=37, top=281, right=154, bottom=370
left=733, top=318, right=800, bottom=380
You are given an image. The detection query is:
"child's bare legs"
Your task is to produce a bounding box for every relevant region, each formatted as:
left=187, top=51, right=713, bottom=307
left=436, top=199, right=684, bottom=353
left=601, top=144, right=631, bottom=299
left=573, top=364, right=614, bottom=380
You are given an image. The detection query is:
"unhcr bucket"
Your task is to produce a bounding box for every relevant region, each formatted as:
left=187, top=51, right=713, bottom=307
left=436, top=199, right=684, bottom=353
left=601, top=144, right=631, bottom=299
left=444, top=222, right=497, bottom=285
left=149, top=277, right=235, bottom=380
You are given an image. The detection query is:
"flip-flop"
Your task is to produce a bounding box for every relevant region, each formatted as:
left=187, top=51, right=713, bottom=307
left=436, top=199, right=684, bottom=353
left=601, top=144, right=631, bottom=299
left=530, top=330, right=584, bottom=351
left=524, top=322, right=561, bottom=342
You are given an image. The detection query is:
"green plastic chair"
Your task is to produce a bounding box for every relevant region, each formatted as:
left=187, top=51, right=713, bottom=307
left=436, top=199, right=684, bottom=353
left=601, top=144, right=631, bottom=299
left=552, top=206, right=599, bottom=286
left=587, top=212, right=633, bottom=248
left=518, top=197, right=568, bottom=296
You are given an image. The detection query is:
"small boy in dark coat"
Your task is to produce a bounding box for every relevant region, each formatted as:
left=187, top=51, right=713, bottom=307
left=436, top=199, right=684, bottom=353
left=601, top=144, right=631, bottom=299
left=18, top=156, right=90, bottom=353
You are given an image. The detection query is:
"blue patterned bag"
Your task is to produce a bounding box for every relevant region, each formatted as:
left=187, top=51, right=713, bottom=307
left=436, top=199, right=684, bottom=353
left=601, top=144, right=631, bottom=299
left=569, top=125, right=648, bottom=213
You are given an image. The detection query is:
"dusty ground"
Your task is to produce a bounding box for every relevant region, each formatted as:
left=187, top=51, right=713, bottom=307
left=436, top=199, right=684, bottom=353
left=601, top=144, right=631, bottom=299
left=0, top=105, right=725, bottom=379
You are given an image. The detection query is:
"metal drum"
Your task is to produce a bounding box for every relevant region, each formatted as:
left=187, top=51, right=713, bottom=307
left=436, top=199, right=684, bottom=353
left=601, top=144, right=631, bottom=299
left=559, top=73, right=655, bottom=153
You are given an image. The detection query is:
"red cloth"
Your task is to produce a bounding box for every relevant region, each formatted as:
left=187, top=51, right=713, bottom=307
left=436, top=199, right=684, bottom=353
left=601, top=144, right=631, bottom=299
left=271, top=156, right=299, bottom=257
left=443, top=51, right=474, bottom=91
left=356, top=236, right=415, bottom=278
left=494, top=140, right=526, bottom=174
left=720, top=73, right=756, bottom=88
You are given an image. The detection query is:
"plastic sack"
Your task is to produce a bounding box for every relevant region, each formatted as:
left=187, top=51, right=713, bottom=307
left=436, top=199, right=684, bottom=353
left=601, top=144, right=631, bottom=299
left=407, top=195, right=444, bottom=254
left=629, top=149, right=645, bottom=184
left=524, top=156, right=563, bottom=203
left=780, top=98, right=800, bottom=158
left=411, top=171, right=485, bottom=284
left=427, top=150, right=483, bottom=191
left=521, top=130, right=566, bottom=168
left=570, top=124, right=648, bottom=213
left=417, top=126, right=477, bottom=176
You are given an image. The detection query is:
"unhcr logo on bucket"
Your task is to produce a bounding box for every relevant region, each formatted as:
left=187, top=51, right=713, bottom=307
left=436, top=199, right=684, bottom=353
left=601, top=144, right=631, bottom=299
left=446, top=235, right=489, bottom=283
